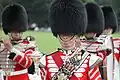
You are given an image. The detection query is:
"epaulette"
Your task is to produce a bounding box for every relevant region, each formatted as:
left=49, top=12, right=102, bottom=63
left=113, top=38, right=120, bottom=48
left=22, top=36, right=37, bottom=49
left=82, top=40, right=103, bottom=44
left=24, top=36, right=35, bottom=41
left=97, top=35, right=112, bottom=43
left=85, top=41, right=104, bottom=52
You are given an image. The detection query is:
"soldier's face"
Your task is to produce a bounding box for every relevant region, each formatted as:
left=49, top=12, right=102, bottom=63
left=103, top=28, right=113, bottom=35
left=58, top=34, right=77, bottom=50
left=85, top=33, right=96, bottom=38
left=9, top=32, right=22, bottom=40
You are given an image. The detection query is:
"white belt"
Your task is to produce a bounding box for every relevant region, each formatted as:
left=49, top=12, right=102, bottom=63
left=3, top=69, right=28, bottom=76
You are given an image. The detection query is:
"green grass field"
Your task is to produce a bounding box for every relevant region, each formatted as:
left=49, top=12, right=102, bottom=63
left=0, top=30, right=60, bottom=54
left=0, top=29, right=120, bottom=54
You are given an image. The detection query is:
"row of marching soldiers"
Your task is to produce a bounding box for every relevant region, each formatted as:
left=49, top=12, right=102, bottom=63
left=0, top=0, right=120, bottom=80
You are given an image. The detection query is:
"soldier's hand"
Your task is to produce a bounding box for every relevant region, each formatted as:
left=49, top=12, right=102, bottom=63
left=3, top=40, right=13, bottom=51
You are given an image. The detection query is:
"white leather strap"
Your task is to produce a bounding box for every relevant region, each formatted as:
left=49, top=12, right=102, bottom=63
left=3, top=69, right=27, bottom=76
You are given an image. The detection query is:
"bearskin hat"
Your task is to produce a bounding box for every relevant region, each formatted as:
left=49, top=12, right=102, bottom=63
left=49, top=0, right=87, bottom=37
left=85, top=3, right=104, bottom=34
left=102, top=6, right=118, bottom=33
left=2, top=3, right=28, bottom=34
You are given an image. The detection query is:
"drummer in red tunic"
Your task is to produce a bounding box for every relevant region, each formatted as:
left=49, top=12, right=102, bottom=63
left=0, top=4, right=43, bottom=80
left=40, top=0, right=102, bottom=80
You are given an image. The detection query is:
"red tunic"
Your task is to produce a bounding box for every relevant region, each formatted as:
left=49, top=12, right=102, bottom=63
left=81, top=40, right=108, bottom=62
left=81, top=40, right=108, bottom=80
left=113, top=38, right=120, bottom=62
left=0, top=39, right=35, bottom=80
left=40, top=50, right=91, bottom=80
left=113, top=38, right=120, bottom=80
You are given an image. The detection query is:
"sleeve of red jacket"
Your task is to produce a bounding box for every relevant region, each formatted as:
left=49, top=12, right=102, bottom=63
left=8, top=48, right=33, bottom=68
left=97, top=50, right=107, bottom=60
left=40, top=56, right=47, bottom=80
left=114, top=48, right=120, bottom=63
left=40, top=67, right=47, bottom=80
left=97, top=48, right=112, bottom=61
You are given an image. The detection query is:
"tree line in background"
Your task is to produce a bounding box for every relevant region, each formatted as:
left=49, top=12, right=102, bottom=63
left=0, top=0, right=120, bottom=31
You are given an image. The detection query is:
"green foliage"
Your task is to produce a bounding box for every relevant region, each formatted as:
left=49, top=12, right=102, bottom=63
left=29, top=0, right=49, bottom=27
left=87, top=0, right=96, bottom=2
left=95, top=0, right=112, bottom=5
left=0, top=0, right=50, bottom=27
left=0, top=0, right=120, bottom=31
left=81, top=0, right=87, bottom=3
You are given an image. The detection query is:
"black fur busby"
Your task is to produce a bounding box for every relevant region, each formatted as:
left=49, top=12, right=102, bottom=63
left=85, top=3, right=104, bottom=34
left=2, top=3, right=28, bottom=34
left=49, top=0, right=87, bottom=37
left=102, top=6, right=118, bottom=33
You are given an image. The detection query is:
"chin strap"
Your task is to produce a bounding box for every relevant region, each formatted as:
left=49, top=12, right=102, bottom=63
left=58, top=35, right=76, bottom=50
